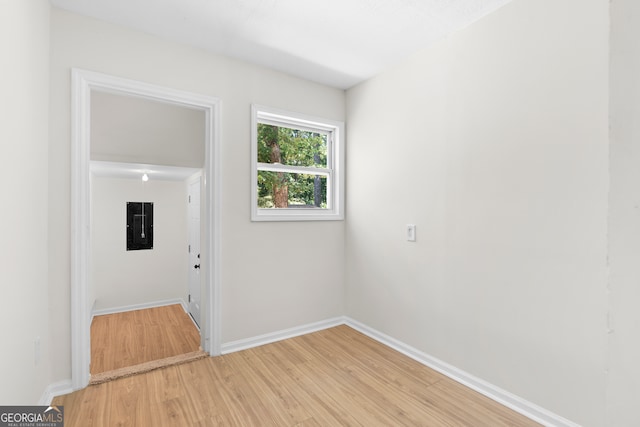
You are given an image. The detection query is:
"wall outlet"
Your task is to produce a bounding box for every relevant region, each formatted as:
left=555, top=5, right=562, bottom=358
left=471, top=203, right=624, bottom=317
left=407, top=224, right=416, bottom=242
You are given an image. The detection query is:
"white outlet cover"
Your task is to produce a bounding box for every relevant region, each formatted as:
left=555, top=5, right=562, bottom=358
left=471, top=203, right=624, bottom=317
left=407, top=224, right=416, bottom=242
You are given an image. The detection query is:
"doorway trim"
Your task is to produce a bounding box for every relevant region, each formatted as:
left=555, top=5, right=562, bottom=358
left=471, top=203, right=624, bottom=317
left=70, top=69, right=221, bottom=390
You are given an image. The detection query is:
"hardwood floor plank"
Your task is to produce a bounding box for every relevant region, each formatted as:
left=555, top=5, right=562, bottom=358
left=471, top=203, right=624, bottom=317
left=90, top=304, right=200, bottom=374
left=247, top=346, right=364, bottom=426
left=224, top=350, right=312, bottom=425
left=55, top=325, right=540, bottom=427
left=76, top=382, right=111, bottom=427
left=293, top=418, right=323, bottom=427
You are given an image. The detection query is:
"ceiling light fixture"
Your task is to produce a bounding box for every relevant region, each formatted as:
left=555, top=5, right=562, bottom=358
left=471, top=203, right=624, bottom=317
left=142, top=173, right=149, bottom=182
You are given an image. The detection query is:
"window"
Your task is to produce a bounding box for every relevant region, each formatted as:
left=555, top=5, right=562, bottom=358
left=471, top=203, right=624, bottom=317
left=251, top=105, right=344, bottom=221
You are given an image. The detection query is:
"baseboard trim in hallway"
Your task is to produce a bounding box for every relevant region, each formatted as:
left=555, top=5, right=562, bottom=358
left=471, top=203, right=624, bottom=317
left=91, top=298, right=188, bottom=321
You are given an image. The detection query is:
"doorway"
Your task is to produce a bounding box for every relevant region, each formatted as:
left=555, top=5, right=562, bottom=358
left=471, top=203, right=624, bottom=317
left=71, top=69, right=221, bottom=390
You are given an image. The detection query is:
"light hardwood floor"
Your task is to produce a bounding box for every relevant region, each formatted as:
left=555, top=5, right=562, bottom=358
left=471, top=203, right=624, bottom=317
left=90, top=304, right=201, bottom=374
left=56, top=325, right=539, bottom=426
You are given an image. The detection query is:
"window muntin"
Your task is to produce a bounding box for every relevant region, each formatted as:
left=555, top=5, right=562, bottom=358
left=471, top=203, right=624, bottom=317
left=251, top=105, right=344, bottom=221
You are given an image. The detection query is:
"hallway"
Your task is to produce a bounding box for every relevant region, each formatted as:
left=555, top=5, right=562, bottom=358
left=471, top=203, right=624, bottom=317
left=90, top=304, right=201, bottom=380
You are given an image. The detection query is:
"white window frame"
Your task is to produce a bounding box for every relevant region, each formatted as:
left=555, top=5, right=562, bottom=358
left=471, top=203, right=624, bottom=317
left=251, top=104, right=345, bottom=221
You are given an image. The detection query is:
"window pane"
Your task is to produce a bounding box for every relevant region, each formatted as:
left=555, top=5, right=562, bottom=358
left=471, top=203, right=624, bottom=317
left=257, top=123, right=327, bottom=168
left=257, top=170, right=327, bottom=209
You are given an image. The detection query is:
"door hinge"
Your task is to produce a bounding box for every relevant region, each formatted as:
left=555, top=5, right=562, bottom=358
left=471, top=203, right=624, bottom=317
left=188, top=294, right=191, bottom=303
left=188, top=244, right=191, bottom=253
left=189, top=195, right=191, bottom=203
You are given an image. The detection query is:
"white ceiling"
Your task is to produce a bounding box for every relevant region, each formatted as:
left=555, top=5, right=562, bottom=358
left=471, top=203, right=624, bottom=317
left=50, top=0, right=513, bottom=89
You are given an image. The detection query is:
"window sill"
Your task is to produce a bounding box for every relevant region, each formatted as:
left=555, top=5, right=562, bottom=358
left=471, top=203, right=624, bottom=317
left=251, top=208, right=344, bottom=222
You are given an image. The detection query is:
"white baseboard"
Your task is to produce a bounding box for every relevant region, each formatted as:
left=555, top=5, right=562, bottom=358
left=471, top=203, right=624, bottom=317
left=39, top=380, right=73, bottom=406
left=43, top=313, right=578, bottom=426
left=221, top=316, right=345, bottom=354
left=344, top=317, right=580, bottom=427
left=90, top=299, right=97, bottom=323
left=91, top=298, right=188, bottom=318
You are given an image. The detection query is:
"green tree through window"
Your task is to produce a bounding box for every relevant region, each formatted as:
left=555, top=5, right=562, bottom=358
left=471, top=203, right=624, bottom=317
left=257, top=123, right=328, bottom=208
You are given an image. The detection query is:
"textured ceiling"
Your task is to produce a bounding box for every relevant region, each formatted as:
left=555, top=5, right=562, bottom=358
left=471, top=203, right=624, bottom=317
left=51, top=0, right=512, bottom=89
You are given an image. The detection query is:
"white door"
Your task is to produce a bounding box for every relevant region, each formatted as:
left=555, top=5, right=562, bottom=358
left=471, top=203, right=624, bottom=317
left=188, top=177, right=201, bottom=328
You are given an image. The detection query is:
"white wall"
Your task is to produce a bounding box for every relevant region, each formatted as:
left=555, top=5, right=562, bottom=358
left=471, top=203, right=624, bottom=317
left=0, top=0, right=53, bottom=404
left=46, top=4, right=640, bottom=424
left=91, top=176, right=189, bottom=310
left=608, top=0, right=640, bottom=424
left=345, top=0, right=609, bottom=425
left=49, top=8, right=346, bottom=381
left=91, top=91, right=206, bottom=168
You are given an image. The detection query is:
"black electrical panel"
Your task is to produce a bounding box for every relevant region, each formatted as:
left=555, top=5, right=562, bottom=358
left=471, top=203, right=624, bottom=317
left=126, top=202, right=153, bottom=250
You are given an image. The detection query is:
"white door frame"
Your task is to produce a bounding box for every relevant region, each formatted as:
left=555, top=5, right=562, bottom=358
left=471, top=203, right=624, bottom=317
left=187, top=173, right=202, bottom=328
left=70, top=68, right=221, bottom=390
